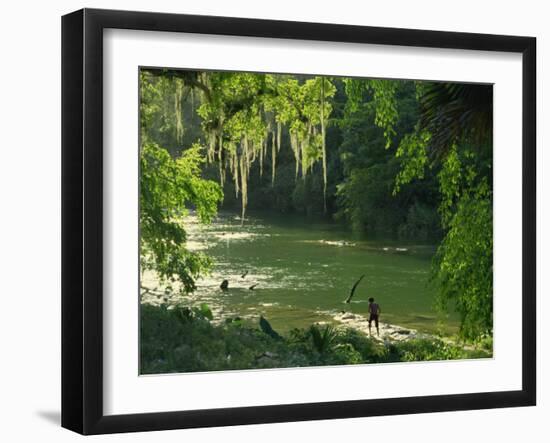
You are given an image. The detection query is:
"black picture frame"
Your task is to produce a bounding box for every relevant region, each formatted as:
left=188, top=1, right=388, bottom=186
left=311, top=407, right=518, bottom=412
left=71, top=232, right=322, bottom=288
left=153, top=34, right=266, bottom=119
left=61, top=8, right=536, bottom=435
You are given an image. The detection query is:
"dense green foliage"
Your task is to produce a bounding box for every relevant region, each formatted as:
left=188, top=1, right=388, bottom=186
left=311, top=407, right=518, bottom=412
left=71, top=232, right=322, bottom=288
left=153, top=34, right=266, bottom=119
left=139, top=68, right=493, bottom=341
left=336, top=81, right=440, bottom=238
left=139, top=142, right=222, bottom=293
left=432, top=147, right=493, bottom=339
left=140, top=305, right=489, bottom=373
left=341, top=79, right=493, bottom=339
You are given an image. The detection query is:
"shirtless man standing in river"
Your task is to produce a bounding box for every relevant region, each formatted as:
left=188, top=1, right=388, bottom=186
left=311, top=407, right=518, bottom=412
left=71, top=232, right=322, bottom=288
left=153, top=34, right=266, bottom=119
left=368, top=297, right=381, bottom=336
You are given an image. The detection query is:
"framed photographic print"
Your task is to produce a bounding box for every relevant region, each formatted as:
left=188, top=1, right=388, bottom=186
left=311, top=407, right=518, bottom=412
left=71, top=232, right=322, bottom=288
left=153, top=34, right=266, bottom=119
left=61, top=8, right=536, bottom=435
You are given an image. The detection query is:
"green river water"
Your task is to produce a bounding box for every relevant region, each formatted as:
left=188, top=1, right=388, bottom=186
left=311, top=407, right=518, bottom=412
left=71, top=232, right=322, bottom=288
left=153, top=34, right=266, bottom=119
left=182, top=211, right=459, bottom=335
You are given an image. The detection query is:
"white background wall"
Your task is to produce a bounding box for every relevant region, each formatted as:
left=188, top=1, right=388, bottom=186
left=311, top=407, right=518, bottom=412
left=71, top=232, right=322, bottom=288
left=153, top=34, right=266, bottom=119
left=0, top=1, right=546, bottom=441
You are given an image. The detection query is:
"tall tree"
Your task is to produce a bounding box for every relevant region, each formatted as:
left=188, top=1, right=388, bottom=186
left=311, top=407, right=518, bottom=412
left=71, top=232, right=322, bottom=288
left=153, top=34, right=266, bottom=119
left=363, top=80, right=493, bottom=340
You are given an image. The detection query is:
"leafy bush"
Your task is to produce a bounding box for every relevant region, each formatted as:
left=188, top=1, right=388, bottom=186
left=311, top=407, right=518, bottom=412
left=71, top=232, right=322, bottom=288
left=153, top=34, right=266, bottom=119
left=309, top=324, right=338, bottom=354
left=385, top=337, right=480, bottom=362
left=140, top=305, right=491, bottom=374
left=432, top=148, right=493, bottom=340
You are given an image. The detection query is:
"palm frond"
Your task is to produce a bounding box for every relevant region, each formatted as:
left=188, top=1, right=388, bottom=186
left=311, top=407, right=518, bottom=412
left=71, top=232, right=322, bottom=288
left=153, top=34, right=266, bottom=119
left=419, top=82, right=492, bottom=160
left=310, top=324, right=338, bottom=354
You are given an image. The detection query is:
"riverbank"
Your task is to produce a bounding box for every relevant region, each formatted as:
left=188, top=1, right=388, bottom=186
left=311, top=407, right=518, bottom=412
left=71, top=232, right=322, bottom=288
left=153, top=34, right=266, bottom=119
left=332, top=311, right=423, bottom=342
left=141, top=278, right=434, bottom=344
left=140, top=304, right=491, bottom=374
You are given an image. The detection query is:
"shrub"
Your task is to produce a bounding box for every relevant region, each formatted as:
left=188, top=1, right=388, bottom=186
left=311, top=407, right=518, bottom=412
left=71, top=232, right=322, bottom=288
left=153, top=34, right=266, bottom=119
left=140, top=305, right=490, bottom=374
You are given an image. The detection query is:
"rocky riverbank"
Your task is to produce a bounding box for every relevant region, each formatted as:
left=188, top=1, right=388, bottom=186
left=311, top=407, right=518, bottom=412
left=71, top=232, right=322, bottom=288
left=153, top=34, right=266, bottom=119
left=332, top=311, right=423, bottom=342
left=141, top=270, right=436, bottom=344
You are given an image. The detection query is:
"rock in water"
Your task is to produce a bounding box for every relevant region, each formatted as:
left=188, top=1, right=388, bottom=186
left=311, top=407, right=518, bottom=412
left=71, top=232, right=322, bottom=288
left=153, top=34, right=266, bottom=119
left=220, top=280, right=229, bottom=290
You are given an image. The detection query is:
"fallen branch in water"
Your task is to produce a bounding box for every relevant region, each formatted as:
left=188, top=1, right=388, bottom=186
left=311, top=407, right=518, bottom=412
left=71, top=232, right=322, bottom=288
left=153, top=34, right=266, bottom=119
left=345, top=274, right=365, bottom=303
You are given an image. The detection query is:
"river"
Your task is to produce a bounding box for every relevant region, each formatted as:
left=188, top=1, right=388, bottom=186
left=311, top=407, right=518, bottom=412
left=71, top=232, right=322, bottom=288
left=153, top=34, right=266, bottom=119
left=142, top=211, right=459, bottom=336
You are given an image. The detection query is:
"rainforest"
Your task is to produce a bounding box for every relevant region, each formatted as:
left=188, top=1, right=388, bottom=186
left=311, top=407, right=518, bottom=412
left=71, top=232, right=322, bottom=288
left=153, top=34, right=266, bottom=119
left=139, top=68, right=493, bottom=374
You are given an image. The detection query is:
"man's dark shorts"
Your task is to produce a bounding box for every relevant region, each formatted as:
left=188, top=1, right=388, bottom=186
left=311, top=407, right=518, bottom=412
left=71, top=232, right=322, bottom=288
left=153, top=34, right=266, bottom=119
left=369, top=314, right=379, bottom=328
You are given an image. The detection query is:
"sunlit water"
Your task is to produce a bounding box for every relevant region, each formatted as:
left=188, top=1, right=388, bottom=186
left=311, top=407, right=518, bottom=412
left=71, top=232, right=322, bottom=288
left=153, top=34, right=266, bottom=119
left=144, top=212, right=459, bottom=336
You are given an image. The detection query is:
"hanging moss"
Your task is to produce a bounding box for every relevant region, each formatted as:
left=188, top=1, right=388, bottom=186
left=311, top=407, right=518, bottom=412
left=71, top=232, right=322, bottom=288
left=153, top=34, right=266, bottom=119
left=239, top=136, right=250, bottom=223
left=271, top=129, right=277, bottom=186
left=191, top=73, right=335, bottom=222
left=300, top=133, right=308, bottom=180
left=277, top=121, right=282, bottom=153
left=290, top=131, right=300, bottom=179
left=190, top=88, right=195, bottom=124
left=232, top=151, right=240, bottom=198
left=174, top=78, right=184, bottom=144
left=207, top=131, right=216, bottom=163
left=259, top=140, right=264, bottom=178
left=218, top=133, right=225, bottom=187
left=321, top=77, right=327, bottom=212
